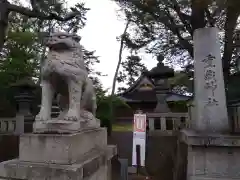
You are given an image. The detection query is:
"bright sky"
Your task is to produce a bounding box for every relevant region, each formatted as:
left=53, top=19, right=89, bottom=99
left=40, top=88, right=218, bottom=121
left=68, top=0, right=157, bottom=90
left=18, top=0, right=157, bottom=90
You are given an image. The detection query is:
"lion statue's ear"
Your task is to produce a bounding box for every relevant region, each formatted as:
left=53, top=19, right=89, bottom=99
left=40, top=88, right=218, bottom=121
left=72, top=35, right=81, bottom=42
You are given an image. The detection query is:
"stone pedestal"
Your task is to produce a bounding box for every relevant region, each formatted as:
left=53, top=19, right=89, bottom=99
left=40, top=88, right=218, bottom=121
left=181, top=27, right=239, bottom=180
left=0, top=128, right=117, bottom=180
left=181, top=129, right=240, bottom=180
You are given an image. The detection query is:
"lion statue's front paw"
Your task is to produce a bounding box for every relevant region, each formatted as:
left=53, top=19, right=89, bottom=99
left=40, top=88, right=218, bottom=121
left=35, top=111, right=51, bottom=121
left=80, top=110, right=100, bottom=128
left=64, top=109, right=79, bottom=121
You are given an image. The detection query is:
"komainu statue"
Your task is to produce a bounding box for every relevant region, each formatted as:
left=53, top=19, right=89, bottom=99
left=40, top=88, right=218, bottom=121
left=34, top=32, right=100, bottom=133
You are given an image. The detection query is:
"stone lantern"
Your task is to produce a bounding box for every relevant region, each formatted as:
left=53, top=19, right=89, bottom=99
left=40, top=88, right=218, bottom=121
left=11, top=77, right=36, bottom=115
left=10, top=77, right=37, bottom=132
left=145, top=54, right=174, bottom=113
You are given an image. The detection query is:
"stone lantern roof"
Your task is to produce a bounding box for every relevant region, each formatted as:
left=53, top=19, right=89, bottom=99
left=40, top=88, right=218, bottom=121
left=10, top=77, right=37, bottom=102
left=10, top=77, right=37, bottom=90
left=145, top=54, right=174, bottom=79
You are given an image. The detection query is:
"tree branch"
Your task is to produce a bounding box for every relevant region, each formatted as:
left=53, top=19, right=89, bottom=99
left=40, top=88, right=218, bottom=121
left=205, top=9, right=215, bottom=27
left=8, top=3, right=80, bottom=21
left=191, top=0, right=207, bottom=31
left=170, top=0, right=192, bottom=35
left=212, top=6, right=225, bottom=21
left=222, top=6, right=239, bottom=85
left=29, top=0, right=39, bottom=11
left=131, top=1, right=194, bottom=57
left=164, top=9, right=193, bottom=57
left=119, top=0, right=194, bottom=57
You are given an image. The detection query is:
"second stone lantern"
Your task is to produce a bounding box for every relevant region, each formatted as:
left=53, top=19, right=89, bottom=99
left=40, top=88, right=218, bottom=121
left=145, top=54, right=174, bottom=113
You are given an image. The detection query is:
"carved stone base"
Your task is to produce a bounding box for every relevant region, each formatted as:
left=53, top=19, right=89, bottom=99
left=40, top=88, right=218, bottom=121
left=180, top=129, right=240, bottom=180
left=34, top=110, right=100, bottom=133
left=33, top=118, right=100, bottom=133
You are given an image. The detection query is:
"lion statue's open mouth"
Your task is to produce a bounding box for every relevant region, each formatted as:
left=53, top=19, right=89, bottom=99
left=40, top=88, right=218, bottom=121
left=45, top=32, right=81, bottom=50
left=48, top=43, right=69, bottom=50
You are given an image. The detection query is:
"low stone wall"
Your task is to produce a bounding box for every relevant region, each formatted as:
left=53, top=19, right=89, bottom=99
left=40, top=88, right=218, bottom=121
left=0, top=135, right=19, bottom=162
left=145, top=132, right=177, bottom=180
left=173, top=140, right=188, bottom=180
left=109, top=131, right=187, bottom=180
left=108, top=131, right=133, bottom=165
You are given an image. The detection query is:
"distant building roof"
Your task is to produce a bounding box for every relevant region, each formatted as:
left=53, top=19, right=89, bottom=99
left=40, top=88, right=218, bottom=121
left=118, top=74, right=191, bottom=103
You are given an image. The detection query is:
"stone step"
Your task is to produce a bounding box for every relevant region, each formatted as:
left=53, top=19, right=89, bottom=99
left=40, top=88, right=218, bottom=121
left=19, top=128, right=107, bottom=164
left=0, top=145, right=116, bottom=180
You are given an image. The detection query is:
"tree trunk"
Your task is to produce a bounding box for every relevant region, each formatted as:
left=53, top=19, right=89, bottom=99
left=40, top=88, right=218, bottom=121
left=0, top=1, right=10, bottom=53
left=191, top=0, right=207, bottom=32
left=222, top=6, right=239, bottom=92
left=0, top=0, right=81, bottom=53
left=111, top=20, right=130, bottom=96
left=221, top=5, right=239, bottom=132
left=108, top=20, right=130, bottom=136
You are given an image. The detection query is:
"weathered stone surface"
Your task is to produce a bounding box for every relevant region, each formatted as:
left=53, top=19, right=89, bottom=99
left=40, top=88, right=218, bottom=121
left=181, top=130, right=240, bottom=180
left=181, top=27, right=238, bottom=180
left=19, top=128, right=107, bottom=164
left=36, top=32, right=98, bottom=131
left=189, top=178, right=239, bottom=180
left=187, top=146, right=240, bottom=180
left=181, top=129, right=240, bottom=147
left=33, top=117, right=100, bottom=133
left=193, top=27, right=228, bottom=132
left=0, top=149, right=108, bottom=180
left=0, top=145, right=116, bottom=180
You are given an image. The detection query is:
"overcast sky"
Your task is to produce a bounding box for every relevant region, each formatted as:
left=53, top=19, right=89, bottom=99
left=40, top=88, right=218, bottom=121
left=16, top=0, right=158, bottom=90
left=67, top=0, right=157, bottom=91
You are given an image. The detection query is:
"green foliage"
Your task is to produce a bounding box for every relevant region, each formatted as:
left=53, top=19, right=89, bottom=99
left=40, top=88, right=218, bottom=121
left=0, top=0, right=104, bottom=88
left=168, top=71, right=193, bottom=94
left=96, top=95, right=130, bottom=133
left=0, top=1, right=109, bottom=117
left=82, top=48, right=106, bottom=92
left=117, top=55, right=147, bottom=90
left=113, top=0, right=240, bottom=95
left=168, top=100, right=188, bottom=112
left=0, top=14, right=40, bottom=87
left=96, top=95, right=130, bottom=119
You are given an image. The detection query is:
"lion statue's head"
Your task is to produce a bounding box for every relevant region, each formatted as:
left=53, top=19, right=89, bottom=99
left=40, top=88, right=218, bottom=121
left=45, top=32, right=81, bottom=51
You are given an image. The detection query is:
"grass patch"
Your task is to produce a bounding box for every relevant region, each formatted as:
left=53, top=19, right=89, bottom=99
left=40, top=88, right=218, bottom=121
left=112, top=124, right=133, bottom=132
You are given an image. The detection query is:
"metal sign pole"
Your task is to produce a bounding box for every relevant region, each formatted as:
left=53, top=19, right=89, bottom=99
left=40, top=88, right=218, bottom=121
left=136, top=144, right=141, bottom=175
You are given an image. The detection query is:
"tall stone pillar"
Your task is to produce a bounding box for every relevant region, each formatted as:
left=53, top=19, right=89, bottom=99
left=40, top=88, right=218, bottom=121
left=193, top=27, right=229, bottom=133
left=180, top=27, right=240, bottom=180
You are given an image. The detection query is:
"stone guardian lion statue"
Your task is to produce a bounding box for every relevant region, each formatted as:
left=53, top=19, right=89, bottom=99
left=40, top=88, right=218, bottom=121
left=35, top=32, right=98, bottom=128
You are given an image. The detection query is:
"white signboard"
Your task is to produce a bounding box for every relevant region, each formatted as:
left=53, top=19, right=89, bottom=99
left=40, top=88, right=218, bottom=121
left=132, top=113, right=147, bottom=166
